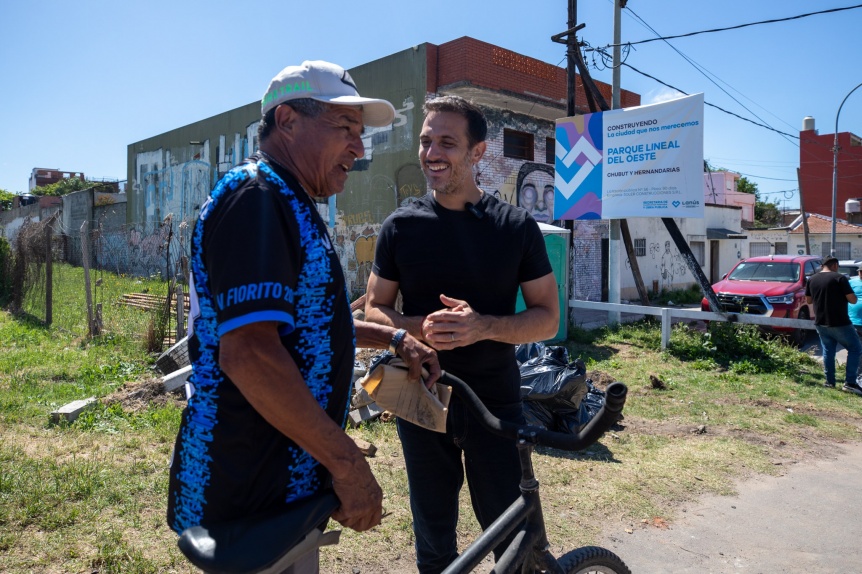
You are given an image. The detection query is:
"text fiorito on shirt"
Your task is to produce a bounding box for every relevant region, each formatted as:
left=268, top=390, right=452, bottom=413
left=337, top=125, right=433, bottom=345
left=216, top=281, right=295, bottom=310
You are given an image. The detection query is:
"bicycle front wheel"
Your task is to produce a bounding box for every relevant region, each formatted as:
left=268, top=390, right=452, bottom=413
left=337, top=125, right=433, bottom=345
left=558, top=546, right=632, bottom=574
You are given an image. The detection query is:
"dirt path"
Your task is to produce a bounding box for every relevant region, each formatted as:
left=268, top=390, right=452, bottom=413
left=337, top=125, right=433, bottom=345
left=599, top=440, right=862, bottom=573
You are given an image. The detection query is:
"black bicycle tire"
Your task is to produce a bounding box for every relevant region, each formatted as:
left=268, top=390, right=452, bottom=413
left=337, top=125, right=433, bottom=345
left=557, top=546, right=632, bottom=574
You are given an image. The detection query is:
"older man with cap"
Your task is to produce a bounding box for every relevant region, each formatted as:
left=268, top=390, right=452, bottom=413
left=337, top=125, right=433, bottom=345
left=167, top=60, right=441, bottom=566
left=806, top=255, right=862, bottom=394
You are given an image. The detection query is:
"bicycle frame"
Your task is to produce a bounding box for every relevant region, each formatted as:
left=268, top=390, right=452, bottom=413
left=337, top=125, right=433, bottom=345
left=443, top=432, right=561, bottom=574
left=440, top=373, right=628, bottom=574
left=177, top=371, right=627, bottom=574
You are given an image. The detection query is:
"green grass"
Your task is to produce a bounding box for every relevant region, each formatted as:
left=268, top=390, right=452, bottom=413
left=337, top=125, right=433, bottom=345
left=2, top=270, right=862, bottom=573
left=650, top=284, right=704, bottom=306
left=1, top=265, right=187, bottom=572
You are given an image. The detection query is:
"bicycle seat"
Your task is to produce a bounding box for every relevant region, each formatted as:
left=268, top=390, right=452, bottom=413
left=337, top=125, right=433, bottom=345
left=177, top=491, right=340, bottom=574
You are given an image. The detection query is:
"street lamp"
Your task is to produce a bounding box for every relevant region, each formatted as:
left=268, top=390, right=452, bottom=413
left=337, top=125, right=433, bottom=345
left=831, top=81, right=862, bottom=256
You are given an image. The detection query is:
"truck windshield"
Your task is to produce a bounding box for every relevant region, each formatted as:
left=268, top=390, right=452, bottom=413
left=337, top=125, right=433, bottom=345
left=727, top=262, right=800, bottom=282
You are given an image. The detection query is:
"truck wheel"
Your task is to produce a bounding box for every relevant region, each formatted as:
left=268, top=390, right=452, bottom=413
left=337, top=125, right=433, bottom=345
left=792, top=308, right=810, bottom=348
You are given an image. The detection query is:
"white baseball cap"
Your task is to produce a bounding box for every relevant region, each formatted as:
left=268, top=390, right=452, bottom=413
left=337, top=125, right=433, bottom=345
left=261, top=60, right=396, bottom=127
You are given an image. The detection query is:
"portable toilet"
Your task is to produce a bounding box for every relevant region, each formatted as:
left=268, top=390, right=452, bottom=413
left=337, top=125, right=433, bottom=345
left=515, top=222, right=570, bottom=343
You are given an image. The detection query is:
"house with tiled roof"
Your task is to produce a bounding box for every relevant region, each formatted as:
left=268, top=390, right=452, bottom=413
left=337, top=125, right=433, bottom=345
left=786, top=213, right=862, bottom=259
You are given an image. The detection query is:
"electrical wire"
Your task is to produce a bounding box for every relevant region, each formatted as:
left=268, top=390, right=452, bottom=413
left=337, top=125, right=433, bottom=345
left=734, top=172, right=798, bottom=182
left=608, top=4, right=862, bottom=48
left=622, top=7, right=800, bottom=149
left=616, top=58, right=800, bottom=140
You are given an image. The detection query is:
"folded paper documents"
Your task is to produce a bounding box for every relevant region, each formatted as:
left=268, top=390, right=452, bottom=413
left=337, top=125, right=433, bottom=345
left=360, top=358, right=451, bottom=432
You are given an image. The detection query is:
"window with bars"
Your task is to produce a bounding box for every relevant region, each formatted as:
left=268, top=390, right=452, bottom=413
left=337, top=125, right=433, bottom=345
left=750, top=242, right=771, bottom=257
left=504, top=129, right=534, bottom=160
left=634, top=238, right=646, bottom=257
left=822, top=242, right=851, bottom=259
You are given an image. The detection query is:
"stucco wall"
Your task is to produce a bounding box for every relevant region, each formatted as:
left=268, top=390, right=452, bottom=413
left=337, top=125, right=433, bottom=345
left=621, top=205, right=746, bottom=299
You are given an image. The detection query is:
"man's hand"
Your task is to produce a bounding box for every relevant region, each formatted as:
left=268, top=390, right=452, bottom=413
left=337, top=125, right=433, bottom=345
left=396, top=334, right=441, bottom=389
left=329, top=457, right=383, bottom=532
left=422, top=294, right=485, bottom=351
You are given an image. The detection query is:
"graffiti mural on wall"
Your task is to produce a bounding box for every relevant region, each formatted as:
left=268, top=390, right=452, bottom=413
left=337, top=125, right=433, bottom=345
left=515, top=163, right=559, bottom=226
left=353, top=98, right=416, bottom=172
left=331, top=221, right=382, bottom=298
left=649, top=240, right=689, bottom=292
left=77, top=221, right=183, bottom=279
left=570, top=221, right=605, bottom=302
left=488, top=162, right=560, bottom=226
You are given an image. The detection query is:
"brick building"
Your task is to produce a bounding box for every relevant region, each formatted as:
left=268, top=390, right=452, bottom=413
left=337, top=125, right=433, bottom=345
left=29, top=168, right=86, bottom=191
left=799, top=117, right=862, bottom=221
left=127, top=37, right=640, bottom=300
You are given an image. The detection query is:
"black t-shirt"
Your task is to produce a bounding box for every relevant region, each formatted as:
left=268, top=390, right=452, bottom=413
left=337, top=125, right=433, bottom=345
left=167, top=155, right=354, bottom=533
left=372, top=193, right=552, bottom=405
left=806, top=271, right=853, bottom=326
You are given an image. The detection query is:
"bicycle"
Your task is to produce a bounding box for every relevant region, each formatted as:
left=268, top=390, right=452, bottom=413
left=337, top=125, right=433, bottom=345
left=178, top=371, right=630, bottom=574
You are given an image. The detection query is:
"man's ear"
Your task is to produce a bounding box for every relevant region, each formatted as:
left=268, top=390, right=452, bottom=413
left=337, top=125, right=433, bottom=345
left=470, top=141, right=487, bottom=165
left=273, top=104, right=300, bottom=140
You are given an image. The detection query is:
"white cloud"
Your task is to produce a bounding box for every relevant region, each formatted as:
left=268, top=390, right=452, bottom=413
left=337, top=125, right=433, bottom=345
left=644, top=87, right=686, bottom=105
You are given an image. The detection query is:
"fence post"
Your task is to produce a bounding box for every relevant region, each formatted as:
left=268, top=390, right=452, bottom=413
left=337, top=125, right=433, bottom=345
left=661, top=307, right=672, bottom=349
left=80, top=221, right=95, bottom=337
left=175, top=283, right=185, bottom=341
left=45, top=218, right=53, bottom=325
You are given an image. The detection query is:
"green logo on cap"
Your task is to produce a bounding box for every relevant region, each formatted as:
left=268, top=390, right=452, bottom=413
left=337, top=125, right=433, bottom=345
left=262, top=81, right=314, bottom=107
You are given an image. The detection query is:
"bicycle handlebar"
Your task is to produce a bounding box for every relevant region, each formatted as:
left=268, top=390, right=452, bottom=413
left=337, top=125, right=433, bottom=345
left=440, top=371, right=627, bottom=451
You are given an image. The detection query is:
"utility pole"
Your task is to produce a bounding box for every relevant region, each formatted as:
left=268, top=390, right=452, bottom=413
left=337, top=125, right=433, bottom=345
left=567, top=0, right=577, bottom=116
left=554, top=0, right=650, bottom=314
left=610, top=0, right=651, bottom=312
left=608, top=0, right=624, bottom=323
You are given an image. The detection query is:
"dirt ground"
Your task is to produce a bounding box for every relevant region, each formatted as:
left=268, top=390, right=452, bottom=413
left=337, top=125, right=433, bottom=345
left=599, top=440, right=862, bottom=573
left=108, top=350, right=862, bottom=574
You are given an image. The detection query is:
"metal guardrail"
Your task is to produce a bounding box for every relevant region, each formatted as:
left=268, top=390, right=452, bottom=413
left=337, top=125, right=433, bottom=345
left=569, top=299, right=816, bottom=349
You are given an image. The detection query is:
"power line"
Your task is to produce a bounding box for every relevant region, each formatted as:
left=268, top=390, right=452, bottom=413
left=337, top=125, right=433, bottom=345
left=734, top=172, right=798, bottom=182
left=617, top=59, right=801, bottom=140
left=621, top=7, right=800, bottom=149
left=609, top=4, right=862, bottom=48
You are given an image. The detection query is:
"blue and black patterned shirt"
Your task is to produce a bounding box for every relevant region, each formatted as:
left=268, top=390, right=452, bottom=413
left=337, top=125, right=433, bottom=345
left=168, top=154, right=355, bottom=533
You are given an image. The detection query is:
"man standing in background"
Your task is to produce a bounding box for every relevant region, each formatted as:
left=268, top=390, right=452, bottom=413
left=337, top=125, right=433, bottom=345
left=806, top=256, right=862, bottom=395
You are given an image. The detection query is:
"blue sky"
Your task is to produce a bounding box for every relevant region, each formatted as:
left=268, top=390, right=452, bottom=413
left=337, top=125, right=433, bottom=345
left=2, top=0, right=860, bottom=212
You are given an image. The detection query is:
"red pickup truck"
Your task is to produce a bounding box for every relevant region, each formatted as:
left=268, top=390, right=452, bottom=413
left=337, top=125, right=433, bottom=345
left=701, top=255, right=822, bottom=346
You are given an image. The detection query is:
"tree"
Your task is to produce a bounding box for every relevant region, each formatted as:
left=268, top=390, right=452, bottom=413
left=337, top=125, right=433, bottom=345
left=0, top=188, right=17, bottom=211
left=737, top=176, right=782, bottom=226
left=31, top=178, right=93, bottom=197
left=737, top=176, right=758, bottom=197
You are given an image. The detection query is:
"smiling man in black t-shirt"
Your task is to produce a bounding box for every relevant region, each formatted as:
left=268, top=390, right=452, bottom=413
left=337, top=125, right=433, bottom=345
left=365, top=95, right=559, bottom=574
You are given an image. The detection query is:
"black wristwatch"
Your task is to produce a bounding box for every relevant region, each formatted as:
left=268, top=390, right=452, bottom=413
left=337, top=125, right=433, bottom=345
left=389, top=328, right=407, bottom=355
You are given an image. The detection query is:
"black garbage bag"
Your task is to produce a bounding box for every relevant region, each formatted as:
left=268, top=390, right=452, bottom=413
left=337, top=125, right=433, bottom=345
left=555, top=378, right=607, bottom=434
left=518, top=345, right=594, bottom=433
left=522, top=400, right=556, bottom=430
left=515, top=341, right=546, bottom=365
left=519, top=347, right=588, bottom=408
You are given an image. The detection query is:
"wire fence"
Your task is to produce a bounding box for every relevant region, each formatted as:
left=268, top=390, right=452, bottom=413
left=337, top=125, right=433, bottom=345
left=7, top=216, right=189, bottom=353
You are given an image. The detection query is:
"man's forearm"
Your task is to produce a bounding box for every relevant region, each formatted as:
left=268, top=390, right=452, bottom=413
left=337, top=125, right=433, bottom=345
left=220, top=325, right=365, bottom=480
left=479, top=304, right=559, bottom=344
left=364, top=305, right=426, bottom=340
